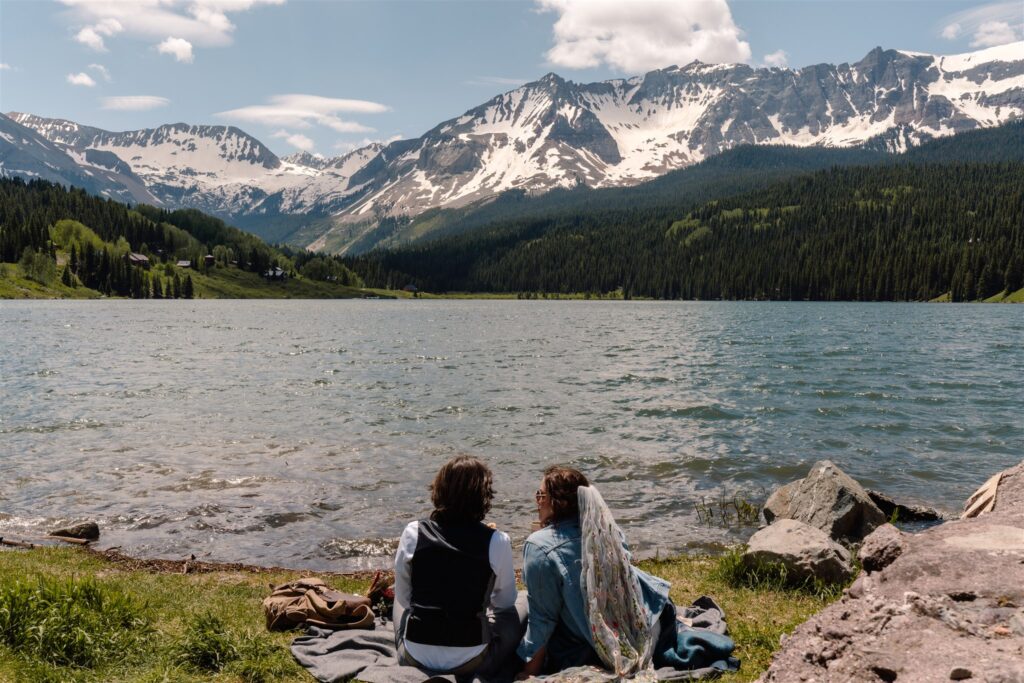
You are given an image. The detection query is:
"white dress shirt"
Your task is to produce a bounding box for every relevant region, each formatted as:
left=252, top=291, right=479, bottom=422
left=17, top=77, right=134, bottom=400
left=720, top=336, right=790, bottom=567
left=393, top=520, right=516, bottom=671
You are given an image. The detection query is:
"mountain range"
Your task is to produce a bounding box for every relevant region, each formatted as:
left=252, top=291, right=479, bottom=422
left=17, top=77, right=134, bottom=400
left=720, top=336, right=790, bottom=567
left=2, top=42, right=1022, bottom=253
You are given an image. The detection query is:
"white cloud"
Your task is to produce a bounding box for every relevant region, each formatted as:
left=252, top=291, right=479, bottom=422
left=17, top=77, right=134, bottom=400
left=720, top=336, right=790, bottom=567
left=60, top=0, right=284, bottom=57
left=971, top=21, right=1019, bottom=47
left=157, top=37, right=194, bottom=63
left=762, top=50, right=788, bottom=68
left=101, top=95, right=170, bottom=111
left=88, top=63, right=111, bottom=82
left=0, top=63, right=11, bottom=71
left=466, top=76, right=530, bottom=87
left=941, top=23, right=961, bottom=40
left=272, top=129, right=315, bottom=151
left=67, top=72, right=97, bottom=87
left=216, top=94, right=389, bottom=134
left=938, top=2, right=1022, bottom=46
left=535, top=0, right=751, bottom=73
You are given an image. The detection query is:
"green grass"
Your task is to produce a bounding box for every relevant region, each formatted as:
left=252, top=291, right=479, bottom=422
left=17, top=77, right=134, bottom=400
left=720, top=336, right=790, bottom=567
left=186, top=266, right=370, bottom=299
left=982, top=287, right=1024, bottom=303
left=0, top=263, right=103, bottom=299
left=0, top=548, right=367, bottom=682
left=0, top=546, right=844, bottom=682
left=0, top=262, right=375, bottom=300
left=638, top=552, right=845, bottom=681
left=0, top=574, right=149, bottom=670
left=930, top=288, right=1024, bottom=304
left=1005, top=287, right=1024, bottom=303
left=363, top=288, right=641, bottom=300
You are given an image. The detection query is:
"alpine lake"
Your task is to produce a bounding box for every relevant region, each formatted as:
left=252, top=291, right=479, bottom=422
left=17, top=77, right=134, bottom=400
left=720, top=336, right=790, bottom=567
left=1, top=299, right=1021, bottom=571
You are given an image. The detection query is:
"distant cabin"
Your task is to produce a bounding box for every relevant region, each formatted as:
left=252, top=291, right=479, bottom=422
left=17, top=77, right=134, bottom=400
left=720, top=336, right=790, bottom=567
left=402, top=284, right=419, bottom=293
left=204, top=254, right=216, bottom=268
left=125, top=253, right=150, bottom=268
left=176, top=260, right=192, bottom=269
left=264, top=266, right=288, bottom=280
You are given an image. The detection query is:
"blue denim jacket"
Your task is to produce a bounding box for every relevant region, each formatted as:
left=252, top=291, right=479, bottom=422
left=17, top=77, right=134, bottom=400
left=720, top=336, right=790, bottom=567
left=516, top=518, right=671, bottom=671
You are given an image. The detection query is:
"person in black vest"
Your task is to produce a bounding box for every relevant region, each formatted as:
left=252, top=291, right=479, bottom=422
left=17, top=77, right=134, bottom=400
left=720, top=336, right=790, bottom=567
left=393, top=455, right=527, bottom=677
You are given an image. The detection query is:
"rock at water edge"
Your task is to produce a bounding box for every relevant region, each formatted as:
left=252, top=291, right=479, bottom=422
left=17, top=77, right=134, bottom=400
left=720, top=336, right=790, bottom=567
left=50, top=521, right=100, bottom=541
left=763, top=460, right=886, bottom=542
left=743, top=518, right=854, bottom=584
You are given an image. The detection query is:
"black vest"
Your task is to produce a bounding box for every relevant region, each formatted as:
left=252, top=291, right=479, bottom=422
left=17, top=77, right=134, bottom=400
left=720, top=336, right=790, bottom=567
left=406, top=519, right=495, bottom=647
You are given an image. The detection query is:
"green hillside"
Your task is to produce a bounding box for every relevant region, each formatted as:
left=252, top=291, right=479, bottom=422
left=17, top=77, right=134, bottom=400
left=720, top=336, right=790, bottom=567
left=0, top=178, right=372, bottom=299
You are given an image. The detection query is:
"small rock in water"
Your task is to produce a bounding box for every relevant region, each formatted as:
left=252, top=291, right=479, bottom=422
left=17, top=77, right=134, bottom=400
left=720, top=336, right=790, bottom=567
left=949, top=667, right=972, bottom=680
left=50, top=521, right=100, bottom=541
left=867, top=489, right=942, bottom=522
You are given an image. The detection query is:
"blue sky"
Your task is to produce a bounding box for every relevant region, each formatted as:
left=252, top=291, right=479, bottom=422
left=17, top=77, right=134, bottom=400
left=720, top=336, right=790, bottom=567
left=1, top=0, right=1021, bottom=157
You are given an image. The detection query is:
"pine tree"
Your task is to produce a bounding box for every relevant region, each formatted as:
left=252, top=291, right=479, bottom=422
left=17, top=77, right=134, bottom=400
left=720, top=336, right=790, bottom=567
left=183, top=274, right=194, bottom=299
left=1005, top=254, right=1024, bottom=293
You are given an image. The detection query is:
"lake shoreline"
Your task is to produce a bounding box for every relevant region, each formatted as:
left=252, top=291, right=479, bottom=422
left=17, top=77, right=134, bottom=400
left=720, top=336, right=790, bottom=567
left=0, top=543, right=838, bottom=682
left=4, top=265, right=1023, bottom=301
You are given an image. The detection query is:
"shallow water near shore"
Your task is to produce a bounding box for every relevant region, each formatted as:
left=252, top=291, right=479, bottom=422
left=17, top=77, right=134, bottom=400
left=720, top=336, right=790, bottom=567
left=1, top=300, right=1021, bottom=571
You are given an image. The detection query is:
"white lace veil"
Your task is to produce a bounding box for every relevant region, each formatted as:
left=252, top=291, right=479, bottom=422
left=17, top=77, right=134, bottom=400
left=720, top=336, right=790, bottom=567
left=576, top=485, right=657, bottom=680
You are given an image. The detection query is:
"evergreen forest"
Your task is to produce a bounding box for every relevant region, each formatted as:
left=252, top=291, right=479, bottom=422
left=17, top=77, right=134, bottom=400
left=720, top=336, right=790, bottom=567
left=346, top=162, right=1024, bottom=301
left=0, top=178, right=362, bottom=298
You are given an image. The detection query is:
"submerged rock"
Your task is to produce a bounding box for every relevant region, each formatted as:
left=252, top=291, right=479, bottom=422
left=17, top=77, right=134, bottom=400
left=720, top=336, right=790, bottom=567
left=50, top=521, right=100, bottom=541
left=744, top=518, right=853, bottom=584
left=763, top=460, right=886, bottom=542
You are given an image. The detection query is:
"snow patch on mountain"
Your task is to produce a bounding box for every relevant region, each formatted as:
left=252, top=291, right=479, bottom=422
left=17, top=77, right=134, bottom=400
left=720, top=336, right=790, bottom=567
left=4, top=43, right=1023, bottom=252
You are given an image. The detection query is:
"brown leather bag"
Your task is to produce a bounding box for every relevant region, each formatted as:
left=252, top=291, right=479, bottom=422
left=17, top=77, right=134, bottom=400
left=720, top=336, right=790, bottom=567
left=262, top=577, right=374, bottom=631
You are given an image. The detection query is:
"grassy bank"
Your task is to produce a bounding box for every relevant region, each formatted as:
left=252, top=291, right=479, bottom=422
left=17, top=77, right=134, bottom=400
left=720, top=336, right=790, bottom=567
left=0, top=546, right=843, bottom=683
left=0, top=262, right=377, bottom=300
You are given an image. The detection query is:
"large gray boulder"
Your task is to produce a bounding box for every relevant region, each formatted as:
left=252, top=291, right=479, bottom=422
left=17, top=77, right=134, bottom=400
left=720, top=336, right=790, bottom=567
left=763, top=460, right=886, bottom=542
left=758, top=459, right=1024, bottom=683
left=743, top=518, right=854, bottom=584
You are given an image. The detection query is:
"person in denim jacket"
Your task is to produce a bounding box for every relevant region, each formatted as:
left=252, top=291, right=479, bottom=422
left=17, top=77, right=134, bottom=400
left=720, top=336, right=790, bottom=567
left=515, top=466, right=671, bottom=678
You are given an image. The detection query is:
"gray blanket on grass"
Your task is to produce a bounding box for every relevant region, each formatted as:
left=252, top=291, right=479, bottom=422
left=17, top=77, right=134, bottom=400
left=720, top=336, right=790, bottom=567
left=291, top=598, right=736, bottom=683
left=291, top=619, right=486, bottom=683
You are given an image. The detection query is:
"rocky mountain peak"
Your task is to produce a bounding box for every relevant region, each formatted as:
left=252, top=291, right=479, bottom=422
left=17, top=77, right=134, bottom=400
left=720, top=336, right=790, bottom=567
left=5, top=43, right=1022, bottom=254
left=283, top=151, right=330, bottom=169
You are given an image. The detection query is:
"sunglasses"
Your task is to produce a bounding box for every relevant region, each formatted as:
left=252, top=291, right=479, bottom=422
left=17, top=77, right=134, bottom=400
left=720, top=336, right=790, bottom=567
left=535, top=489, right=548, bottom=501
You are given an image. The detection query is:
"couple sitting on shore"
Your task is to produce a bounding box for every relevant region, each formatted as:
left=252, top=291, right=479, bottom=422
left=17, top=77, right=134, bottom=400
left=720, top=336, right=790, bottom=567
left=392, top=455, right=735, bottom=681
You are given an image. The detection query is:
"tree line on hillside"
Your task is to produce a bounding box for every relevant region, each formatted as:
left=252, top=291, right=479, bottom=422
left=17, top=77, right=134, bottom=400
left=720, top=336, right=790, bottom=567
left=0, top=178, right=362, bottom=296
left=346, top=162, right=1024, bottom=302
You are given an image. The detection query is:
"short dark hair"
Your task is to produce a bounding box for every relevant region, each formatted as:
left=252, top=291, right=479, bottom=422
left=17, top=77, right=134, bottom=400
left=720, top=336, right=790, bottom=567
left=430, top=455, right=494, bottom=524
left=543, top=465, right=590, bottom=522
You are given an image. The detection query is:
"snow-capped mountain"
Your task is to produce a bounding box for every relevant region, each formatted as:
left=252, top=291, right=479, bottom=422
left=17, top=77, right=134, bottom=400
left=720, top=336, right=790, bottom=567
left=4, top=113, right=384, bottom=220
left=0, top=113, right=159, bottom=204
left=5, top=42, right=1023, bottom=252
left=309, top=42, right=1024, bottom=251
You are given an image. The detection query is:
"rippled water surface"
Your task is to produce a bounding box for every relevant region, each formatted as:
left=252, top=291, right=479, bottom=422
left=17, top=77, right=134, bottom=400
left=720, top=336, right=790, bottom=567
left=1, top=300, right=1021, bottom=570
